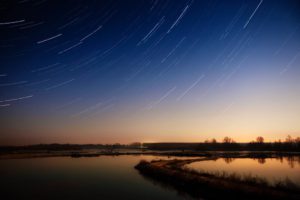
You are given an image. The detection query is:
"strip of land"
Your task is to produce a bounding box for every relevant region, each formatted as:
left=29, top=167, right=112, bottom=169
left=1, top=148, right=300, bottom=159
left=135, top=158, right=300, bottom=200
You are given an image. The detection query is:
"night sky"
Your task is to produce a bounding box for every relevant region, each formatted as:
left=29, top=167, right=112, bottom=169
left=1, top=0, right=300, bottom=145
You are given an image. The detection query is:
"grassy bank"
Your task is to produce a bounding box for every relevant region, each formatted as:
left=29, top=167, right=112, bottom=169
left=135, top=158, right=300, bottom=200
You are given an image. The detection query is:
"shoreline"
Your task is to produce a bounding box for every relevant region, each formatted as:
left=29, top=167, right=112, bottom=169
left=1, top=150, right=299, bottom=199
left=135, top=158, right=300, bottom=200
left=1, top=150, right=300, bottom=159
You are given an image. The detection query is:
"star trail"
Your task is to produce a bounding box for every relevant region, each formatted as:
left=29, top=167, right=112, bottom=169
left=0, top=0, right=300, bottom=145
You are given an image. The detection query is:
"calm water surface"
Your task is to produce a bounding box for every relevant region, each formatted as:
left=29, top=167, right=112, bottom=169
left=186, top=156, right=300, bottom=186
left=0, top=155, right=193, bottom=200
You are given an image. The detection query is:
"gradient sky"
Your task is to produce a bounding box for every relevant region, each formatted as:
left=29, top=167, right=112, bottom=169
left=0, top=0, right=300, bottom=145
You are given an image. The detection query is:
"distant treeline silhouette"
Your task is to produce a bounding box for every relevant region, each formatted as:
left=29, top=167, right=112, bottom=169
left=0, top=143, right=142, bottom=152
left=143, top=135, right=300, bottom=152
left=0, top=136, right=299, bottom=152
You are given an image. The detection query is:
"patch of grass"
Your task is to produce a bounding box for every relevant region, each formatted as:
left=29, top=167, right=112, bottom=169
left=135, top=159, right=300, bottom=200
left=182, top=166, right=299, bottom=191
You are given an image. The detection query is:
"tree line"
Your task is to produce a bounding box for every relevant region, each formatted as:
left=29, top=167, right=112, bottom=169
left=144, top=135, right=300, bottom=151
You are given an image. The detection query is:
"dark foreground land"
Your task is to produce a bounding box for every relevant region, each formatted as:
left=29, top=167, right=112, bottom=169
left=135, top=157, right=300, bottom=200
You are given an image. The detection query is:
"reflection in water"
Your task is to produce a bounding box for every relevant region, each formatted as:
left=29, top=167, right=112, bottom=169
left=224, top=156, right=300, bottom=168
left=187, top=156, right=300, bottom=186
left=223, top=157, right=235, bottom=164
left=0, top=156, right=196, bottom=200
left=285, top=156, right=300, bottom=168
left=256, top=158, right=266, bottom=164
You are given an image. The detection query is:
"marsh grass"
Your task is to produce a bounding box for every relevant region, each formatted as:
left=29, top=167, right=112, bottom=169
left=182, top=166, right=300, bottom=191
left=135, top=159, right=300, bottom=200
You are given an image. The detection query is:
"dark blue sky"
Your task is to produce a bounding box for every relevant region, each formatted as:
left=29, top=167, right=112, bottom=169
left=0, top=0, right=300, bottom=145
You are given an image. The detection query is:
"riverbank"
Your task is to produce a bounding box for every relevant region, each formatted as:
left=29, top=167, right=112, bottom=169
left=1, top=149, right=300, bottom=159
left=135, top=158, right=300, bottom=200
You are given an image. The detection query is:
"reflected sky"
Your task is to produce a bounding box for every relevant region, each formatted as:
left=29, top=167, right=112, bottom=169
left=186, top=156, right=300, bottom=186
left=0, top=156, right=189, bottom=200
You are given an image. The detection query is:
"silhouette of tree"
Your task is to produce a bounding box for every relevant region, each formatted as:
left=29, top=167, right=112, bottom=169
left=211, top=138, right=217, bottom=143
left=285, top=135, right=293, bottom=143
left=223, top=136, right=235, bottom=143
left=204, top=138, right=217, bottom=143
left=256, top=136, right=264, bottom=144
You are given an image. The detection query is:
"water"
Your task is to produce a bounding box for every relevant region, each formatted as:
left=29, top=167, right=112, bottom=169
left=2, top=155, right=299, bottom=199
left=0, top=155, right=191, bottom=200
left=186, top=156, right=300, bottom=186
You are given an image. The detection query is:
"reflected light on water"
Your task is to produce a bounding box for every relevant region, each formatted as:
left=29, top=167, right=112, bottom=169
left=187, top=156, right=300, bottom=186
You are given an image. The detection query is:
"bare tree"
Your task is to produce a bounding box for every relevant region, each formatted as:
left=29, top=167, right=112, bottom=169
left=285, top=135, right=293, bottom=143
left=211, top=138, right=217, bottom=143
left=223, top=136, right=235, bottom=143
left=204, top=138, right=217, bottom=143
left=256, top=136, right=264, bottom=144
